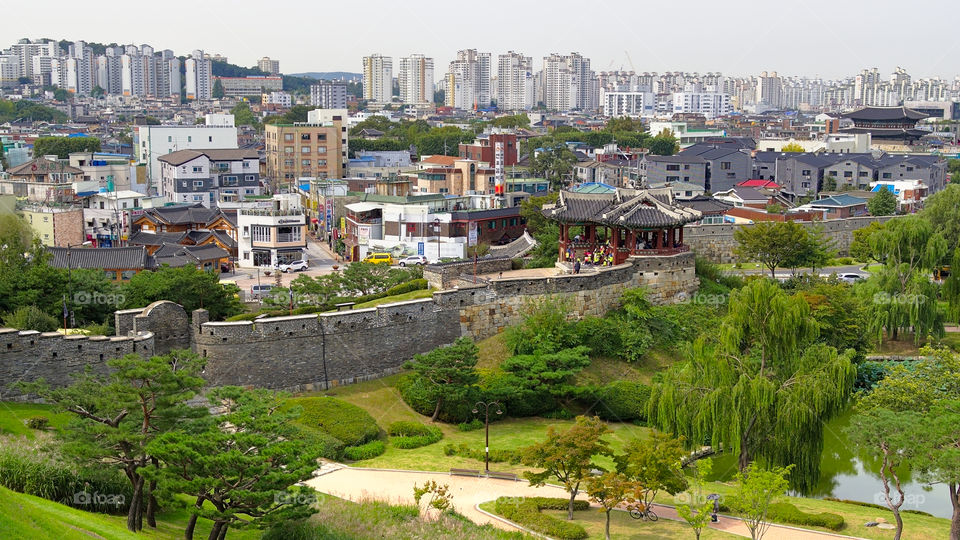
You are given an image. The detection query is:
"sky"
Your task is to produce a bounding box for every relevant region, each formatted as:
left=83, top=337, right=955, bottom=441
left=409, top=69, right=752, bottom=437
left=4, top=0, right=960, bottom=80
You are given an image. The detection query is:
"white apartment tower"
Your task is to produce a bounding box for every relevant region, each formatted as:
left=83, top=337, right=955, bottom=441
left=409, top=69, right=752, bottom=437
left=445, top=49, right=491, bottom=110
left=258, top=57, right=280, bottom=74
left=9, top=39, right=57, bottom=79
left=398, top=54, right=433, bottom=105
left=542, top=52, right=596, bottom=112
left=362, top=54, right=393, bottom=104
left=185, top=50, right=212, bottom=100
left=66, top=41, right=94, bottom=95
left=496, top=51, right=534, bottom=111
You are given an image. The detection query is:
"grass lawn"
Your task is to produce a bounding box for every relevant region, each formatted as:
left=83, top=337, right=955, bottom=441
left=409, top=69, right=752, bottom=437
left=478, top=501, right=737, bottom=540
left=0, top=402, right=71, bottom=439
left=0, top=486, right=260, bottom=540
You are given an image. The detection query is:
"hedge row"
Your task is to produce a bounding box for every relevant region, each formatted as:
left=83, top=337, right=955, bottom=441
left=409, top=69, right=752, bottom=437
left=494, top=497, right=589, bottom=540
left=286, top=397, right=381, bottom=447
left=227, top=279, right=429, bottom=322
left=443, top=442, right=520, bottom=464
left=721, top=499, right=844, bottom=531
left=343, top=440, right=386, bottom=461
left=291, top=424, right=345, bottom=461
left=387, top=421, right=443, bottom=449
left=824, top=497, right=933, bottom=517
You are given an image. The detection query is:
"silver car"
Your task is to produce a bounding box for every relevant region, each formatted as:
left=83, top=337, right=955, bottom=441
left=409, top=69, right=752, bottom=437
left=398, top=255, right=428, bottom=267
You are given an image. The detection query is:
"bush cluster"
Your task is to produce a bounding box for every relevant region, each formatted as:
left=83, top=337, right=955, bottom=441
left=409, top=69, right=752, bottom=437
left=721, top=498, right=845, bottom=531
left=387, top=421, right=443, bottom=449
left=343, top=439, right=386, bottom=461
left=823, top=497, right=933, bottom=516
left=590, top=381, right=651, bottom=422
left=291, top=424, right=345, bottom=461
left=457, top=419, right=484, bottom=431
left=286, top=397, right=381, bottom=447
left=397, top=374, right=479, bottom=423
left=443, top=442, right=520, bottom=464
left=0, top=443, right=131, bottom=513
left=25, top=416, right=49, bottom=430
left=493, top=497, right=589, bottom=540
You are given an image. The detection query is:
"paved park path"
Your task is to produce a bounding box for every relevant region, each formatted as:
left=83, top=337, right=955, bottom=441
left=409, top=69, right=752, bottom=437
left=304, top=465, right=865, bottom=540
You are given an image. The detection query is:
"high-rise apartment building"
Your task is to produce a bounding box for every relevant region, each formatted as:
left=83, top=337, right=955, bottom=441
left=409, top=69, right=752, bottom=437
left=398, top=54, right=433, bottom=105
left=541, top=52, right=596, bottom=112
left=496, top=51, right=534, bottom=111
left=362, top=54, right=393, bottom=104
left=8, top=39, right=57, bottom=79
left=66, top=41, right=94, bottom=95
left=185, top=50, right=212, bottom=100
left=755, top=71, right=782, bottom=110
left=258, top=56, right=280, bottom=74
left=310, top=80, right=348, bottom=108
left=445, top=49, right=491, bottom=110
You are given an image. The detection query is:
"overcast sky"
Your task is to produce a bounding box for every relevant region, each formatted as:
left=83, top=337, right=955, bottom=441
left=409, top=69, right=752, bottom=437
left=5, top=0, right=960, bottom=80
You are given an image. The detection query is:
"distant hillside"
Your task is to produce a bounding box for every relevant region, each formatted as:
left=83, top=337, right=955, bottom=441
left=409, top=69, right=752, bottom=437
left=290, top=72, right=362, bottom=81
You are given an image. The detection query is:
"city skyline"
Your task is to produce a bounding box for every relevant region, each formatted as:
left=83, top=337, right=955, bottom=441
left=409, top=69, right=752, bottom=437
left=3, top=0, right=960, bottom=80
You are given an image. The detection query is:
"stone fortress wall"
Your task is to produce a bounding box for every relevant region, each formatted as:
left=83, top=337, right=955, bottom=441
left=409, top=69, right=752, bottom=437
left=684, top=216, right=896, bottom=263
left=1, top=253, right=697, bottom=399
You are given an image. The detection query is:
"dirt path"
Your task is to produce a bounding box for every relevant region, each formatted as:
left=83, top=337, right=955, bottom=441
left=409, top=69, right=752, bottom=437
left=304, top=466, right=864, bottom=539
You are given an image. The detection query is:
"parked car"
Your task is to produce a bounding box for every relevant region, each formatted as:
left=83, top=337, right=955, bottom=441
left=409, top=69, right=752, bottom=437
left=398, top=255, right=428, bottom=267
left=279, top=260, right=309, bottom=273
left=362, top=252, right=394, bottom=265
left=836, top=272, right=865, bottom=284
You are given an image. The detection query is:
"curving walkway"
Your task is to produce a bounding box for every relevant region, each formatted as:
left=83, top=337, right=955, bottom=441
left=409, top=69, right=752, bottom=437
left=304, top=465, right=865, bottom=540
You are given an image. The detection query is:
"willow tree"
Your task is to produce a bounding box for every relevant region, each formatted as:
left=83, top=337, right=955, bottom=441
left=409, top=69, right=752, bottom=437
left=648, top=279, right=855, bottom=490
left=862, top=215, right=946, bottom=343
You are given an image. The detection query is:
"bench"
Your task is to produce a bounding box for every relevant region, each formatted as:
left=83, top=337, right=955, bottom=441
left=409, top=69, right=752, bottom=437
left=449, top=468, right=481, bottom=477
left=486, top=471, right=520, bottom=482
left=335, top=302, right=355, bottom=311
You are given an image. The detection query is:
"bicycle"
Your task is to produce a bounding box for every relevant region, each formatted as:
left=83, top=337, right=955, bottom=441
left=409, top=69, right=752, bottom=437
left=629, top=505, right=658, bottom=522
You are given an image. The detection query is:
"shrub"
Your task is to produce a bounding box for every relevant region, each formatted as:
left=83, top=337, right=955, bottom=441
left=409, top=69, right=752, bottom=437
left=823, top=497, right=933, bottom=516
left=721, top=498, right=844, bottom=531
left=397, top=373, right=478, bottom=423
left=343, top=439, right=386, bottom=461
left=291, top=424, right=345, bottom=461
left=494, top=497, right=588, bottom=539
left=443, top=442, right=519, bottom=464
left=541, top=409, right=573, bottom=420
left=385, top=278, right=428, bottom=296
left=0, top=441, right=131, bottom=513
left=592, top=381, right=651, bottom=422
left=457, top=419, right=483, bottom=431
left=2, top=305, right=58, bottom=332
left=388, top=421, right=443, bottom=449
left=285, top=397, right=380, bottom=446
left=574, top=316, right=622, bottom=358
left=511, top=258, right=524, bottom=270
left=25, top=416, right=49, bottom=430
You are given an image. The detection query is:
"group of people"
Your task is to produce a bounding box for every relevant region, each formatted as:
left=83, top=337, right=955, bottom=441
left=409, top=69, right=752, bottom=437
left=569, top=243, right=616, bottom=274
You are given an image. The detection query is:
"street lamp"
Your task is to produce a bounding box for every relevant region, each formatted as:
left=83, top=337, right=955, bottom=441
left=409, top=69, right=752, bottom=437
left=472, top=401, right=503, bottom=473
left=433, top=218, right=441, bottom=263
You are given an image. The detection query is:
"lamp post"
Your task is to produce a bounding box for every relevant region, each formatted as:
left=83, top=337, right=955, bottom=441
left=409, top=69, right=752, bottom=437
left=433, top=218, right=441, bottom=263
left=472, top=401, right=502, bottom=473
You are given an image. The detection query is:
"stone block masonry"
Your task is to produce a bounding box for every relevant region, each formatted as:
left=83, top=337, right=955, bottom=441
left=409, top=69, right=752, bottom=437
left=684, top=216, right=897, bottom=263
left=2, top=254, right=696, bottom=398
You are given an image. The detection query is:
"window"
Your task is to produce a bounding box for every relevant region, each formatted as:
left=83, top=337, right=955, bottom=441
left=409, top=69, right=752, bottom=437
left=882, top=173, right=892, bottom=179
left=829, top=170, right=838, bottom=176
left=243, top=161, right=250, bottom=168
left=242, top=226, right=250, bottom=237
left=251, top=225, right=271, bottom=243
left=488, top=221, right=496, bottom=230
left=801, top=169, right=811, bottom=176
left=245, top=189, right=255, bottom=194
left=906, top=166, right=914, bottom=171
left=243, top=251, right=250, bottom=260
left=208, top=136, right=212, bottom=142
left=721, top=162, right=731, bottom=170
left=193, top=180, right=204, bottom=188
left=859, top=171, right=869, bottom=177
left=301, top=159, right=311, bottom=166
left=121, top=270, right=136, bottom=280
left=187, top=136, right=192, bottom=143
left=222, top=176, right=238, bottom=186
left=167, top=136, right=172, bottom=142
left=666, top=176, right=679, bottom=182
left=666, top=164, right=680, bottom=171
left=193, top=166, right=202, bottom=173
left=245, top=175, right=256, bottom=181
left=284, top=133, right=293, bottom=141
left=122, top=202, right=128, bottom=209
left=843, top=171, right=853, bottom=178
left=284, top=146, right=294, bottom=153
left=317, top=146, right=327, bottom=154
left=284, top=159, right=294, bottom=167
left=317, top=159, right=327, bottom=166
left=277, top=226, right=302, bottom=243
left=301, top=133, right=311, bottom=141
left=317, top=134, right=326, bottom=141
left=683, top=164, right=690, bottom=170
left=726, top=173, right=735, bottom=178
left=301, top=146, right=310, bottom=154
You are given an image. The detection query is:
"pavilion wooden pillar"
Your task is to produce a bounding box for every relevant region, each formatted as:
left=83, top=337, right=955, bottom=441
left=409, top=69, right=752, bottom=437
left=653, top=229, right=661, bottom=249
left=679, top=227, right=684, bottom=247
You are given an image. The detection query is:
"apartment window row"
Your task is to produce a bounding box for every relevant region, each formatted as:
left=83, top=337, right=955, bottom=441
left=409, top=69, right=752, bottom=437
left=251, top=225, right=271, bottom=243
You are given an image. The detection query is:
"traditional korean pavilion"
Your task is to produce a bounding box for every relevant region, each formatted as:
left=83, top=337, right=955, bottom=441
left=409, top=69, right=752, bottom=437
left=544, top=187, right=702, bottom=265
left=839, top=106, right=928, bottom=143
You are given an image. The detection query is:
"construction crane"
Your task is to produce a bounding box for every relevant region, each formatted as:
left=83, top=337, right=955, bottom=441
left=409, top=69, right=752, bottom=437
left=624, top=50, right=637, bottom=73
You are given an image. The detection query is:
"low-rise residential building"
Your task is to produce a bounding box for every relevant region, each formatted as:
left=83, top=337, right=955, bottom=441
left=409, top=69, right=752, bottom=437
left=458, top=131, right=519, bottom=167
left=157, top=148, right=262, bottom=206
left=1, top=157, right=84, bottom=202
left=136, top=125, right=239, bottom=192
left=648, top=121, right=726, bottom=146
left=265, top=119, right=346, bottom=185
left=801, top=194, right=869, bottom=219
left=215, top=75, right=283, bottom=97
left=236, top=200, right=306, bottom=268
left=870, top=180, right=928, bottom=213
left=773, top=152, right=946, bottom=197
left=68, top=152, right=138, bottom=193
left=20, top=203, right=84, bottom=246
left=82, top=190, right=165, bottom=247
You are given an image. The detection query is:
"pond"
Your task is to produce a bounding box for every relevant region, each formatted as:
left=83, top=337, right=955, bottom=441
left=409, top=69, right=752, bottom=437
left=705, top=407, right=952, bottom=519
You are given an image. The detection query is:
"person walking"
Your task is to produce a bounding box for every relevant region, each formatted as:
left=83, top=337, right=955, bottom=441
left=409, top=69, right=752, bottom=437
left=574, top=259, right=581, bottom=274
